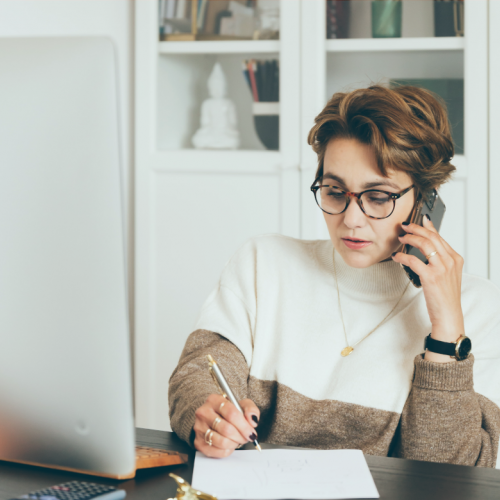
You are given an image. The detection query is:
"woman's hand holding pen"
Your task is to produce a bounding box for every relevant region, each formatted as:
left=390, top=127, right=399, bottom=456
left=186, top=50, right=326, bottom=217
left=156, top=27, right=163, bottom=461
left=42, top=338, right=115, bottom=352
left=193, top=394, right=260, bottom=458
left=392, top=216, right=465, bottom=362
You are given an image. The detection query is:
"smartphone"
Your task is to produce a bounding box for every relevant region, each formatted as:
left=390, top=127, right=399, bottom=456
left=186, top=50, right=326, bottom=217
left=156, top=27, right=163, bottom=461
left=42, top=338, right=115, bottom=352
left=401, top=188, right=446, bottom=288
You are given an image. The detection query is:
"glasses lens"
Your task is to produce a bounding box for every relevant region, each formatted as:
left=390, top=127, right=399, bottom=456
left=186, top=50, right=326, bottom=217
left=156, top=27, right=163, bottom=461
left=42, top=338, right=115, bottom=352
left=360, top=191, right=394, bottom=218
left=317, top=186, right=347, bottom=214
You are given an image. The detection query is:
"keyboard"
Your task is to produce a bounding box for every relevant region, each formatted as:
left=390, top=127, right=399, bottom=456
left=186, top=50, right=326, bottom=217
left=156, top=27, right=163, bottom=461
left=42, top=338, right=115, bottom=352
left=135, top=445, right=187, bottom=469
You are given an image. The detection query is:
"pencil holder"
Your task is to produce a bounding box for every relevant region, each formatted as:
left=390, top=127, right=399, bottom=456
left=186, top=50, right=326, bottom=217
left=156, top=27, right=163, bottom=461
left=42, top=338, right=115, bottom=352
left=252, top=102, right=279, bottom=151
left=371, top=0, right=402, bottom=38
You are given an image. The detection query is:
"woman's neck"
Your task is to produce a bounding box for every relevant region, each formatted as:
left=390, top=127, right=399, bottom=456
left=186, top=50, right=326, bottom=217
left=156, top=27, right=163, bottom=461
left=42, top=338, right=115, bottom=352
left=316, top=239, right=410, bottom=298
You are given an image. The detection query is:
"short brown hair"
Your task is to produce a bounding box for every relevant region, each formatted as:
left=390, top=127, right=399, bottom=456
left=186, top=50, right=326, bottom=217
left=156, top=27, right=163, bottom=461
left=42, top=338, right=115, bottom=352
left=307, top=84, right=456, bottom=198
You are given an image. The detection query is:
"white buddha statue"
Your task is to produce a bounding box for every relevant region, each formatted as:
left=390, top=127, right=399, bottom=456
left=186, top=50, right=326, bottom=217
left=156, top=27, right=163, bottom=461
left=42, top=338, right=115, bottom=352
left=192, top=62, right=240, bottom=150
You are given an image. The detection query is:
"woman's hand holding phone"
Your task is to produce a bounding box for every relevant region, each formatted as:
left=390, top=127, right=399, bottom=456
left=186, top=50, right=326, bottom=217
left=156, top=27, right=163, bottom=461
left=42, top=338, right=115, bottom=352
left=392, top=216, right=465, bottom=362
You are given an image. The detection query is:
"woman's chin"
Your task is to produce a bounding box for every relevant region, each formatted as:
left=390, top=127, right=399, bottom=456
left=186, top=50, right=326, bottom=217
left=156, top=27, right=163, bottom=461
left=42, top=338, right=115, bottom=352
left=336, top=246, right=380, bottom=269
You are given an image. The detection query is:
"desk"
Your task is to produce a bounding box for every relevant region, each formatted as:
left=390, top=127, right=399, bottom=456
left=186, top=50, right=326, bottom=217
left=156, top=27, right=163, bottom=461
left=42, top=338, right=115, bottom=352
left=1, top=428, right=500, bottom=500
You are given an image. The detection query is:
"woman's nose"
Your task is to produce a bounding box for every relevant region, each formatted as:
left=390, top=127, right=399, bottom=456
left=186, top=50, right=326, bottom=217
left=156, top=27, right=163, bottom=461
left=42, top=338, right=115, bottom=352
left=342, top=196, right=366, bottom=228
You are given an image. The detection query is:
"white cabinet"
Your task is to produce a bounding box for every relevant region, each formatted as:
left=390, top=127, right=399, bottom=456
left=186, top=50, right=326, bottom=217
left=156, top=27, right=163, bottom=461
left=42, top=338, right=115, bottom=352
left=135, top=0, right=301, bottom=429
left=135, top=0, right=490, bottom=429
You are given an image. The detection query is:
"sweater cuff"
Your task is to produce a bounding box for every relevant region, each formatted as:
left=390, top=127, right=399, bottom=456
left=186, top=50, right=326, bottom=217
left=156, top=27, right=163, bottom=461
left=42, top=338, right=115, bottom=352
left=412, top=353, right=474, bottom=391
left=176, top=396, right=208, bottom=447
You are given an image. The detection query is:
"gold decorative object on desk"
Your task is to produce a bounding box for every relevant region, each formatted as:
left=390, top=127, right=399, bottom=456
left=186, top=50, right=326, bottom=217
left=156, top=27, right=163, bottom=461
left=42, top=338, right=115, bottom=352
left=167, top=473, right=218, bottom=500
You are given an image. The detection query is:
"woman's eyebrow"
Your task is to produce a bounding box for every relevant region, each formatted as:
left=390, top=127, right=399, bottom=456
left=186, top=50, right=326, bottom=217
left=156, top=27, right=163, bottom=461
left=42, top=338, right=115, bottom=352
left=363, top=180, right=401, bottom=190
left=322, top=173, right=400, bottom=190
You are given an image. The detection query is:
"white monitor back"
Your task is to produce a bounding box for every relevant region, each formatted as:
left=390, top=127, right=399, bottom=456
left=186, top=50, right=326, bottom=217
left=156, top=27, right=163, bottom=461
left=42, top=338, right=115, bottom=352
left=0, top=37, right=135, bottom=477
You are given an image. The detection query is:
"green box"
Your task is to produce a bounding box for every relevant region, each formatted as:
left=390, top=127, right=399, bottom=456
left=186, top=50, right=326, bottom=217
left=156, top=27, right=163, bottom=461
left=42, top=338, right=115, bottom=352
left=372, top=1, right=402, bottom=38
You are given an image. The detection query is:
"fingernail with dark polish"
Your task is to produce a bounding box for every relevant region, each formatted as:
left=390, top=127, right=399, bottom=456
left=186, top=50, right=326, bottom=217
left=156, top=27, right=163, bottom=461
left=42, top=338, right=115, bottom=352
left=249, top=433, right=257, bottom=441
left=402, top=221, right=410, bottom=226
left=425, top=214, right=431, bottom=221
left=252, top=415, right=259, bottom=424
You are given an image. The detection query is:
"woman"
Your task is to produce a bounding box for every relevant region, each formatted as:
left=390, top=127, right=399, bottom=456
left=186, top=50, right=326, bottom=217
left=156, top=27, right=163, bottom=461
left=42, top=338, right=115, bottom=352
left=169, top=85, right=500, bottom=467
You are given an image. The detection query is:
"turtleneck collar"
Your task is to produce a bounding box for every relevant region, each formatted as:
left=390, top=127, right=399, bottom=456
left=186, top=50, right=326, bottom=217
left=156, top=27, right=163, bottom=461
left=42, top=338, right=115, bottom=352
left=314, top=239, right=411, bottom=298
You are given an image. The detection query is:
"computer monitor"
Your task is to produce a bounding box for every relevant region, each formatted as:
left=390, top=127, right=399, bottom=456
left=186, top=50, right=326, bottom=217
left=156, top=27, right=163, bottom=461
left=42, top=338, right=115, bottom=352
left=0, top=37, right=136, bottom=479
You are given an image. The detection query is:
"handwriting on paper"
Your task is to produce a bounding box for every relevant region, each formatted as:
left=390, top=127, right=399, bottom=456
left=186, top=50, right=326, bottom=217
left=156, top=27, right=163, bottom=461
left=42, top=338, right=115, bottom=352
left=192, top=449, right=379, bottom=500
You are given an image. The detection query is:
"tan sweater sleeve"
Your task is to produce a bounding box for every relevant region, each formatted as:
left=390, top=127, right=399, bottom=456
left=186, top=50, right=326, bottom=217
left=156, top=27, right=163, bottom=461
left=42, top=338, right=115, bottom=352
left=168, top=329, right=250, bottom=446
left=395, top=354, right=500, bottom=467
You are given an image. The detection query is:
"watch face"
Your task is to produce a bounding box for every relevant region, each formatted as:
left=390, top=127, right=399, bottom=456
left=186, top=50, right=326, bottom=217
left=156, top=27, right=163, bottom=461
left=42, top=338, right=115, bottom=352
left=457, top=337, right=472, bottom=360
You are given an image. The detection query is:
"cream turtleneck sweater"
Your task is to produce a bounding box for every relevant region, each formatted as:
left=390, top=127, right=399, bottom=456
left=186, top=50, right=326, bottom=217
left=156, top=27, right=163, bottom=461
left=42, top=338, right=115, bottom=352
left=169, top=234, right=500, bottom=467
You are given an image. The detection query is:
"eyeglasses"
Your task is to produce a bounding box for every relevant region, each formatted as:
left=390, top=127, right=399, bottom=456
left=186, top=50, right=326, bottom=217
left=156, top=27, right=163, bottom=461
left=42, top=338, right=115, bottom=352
left=310, top=179, right=414, bottom=220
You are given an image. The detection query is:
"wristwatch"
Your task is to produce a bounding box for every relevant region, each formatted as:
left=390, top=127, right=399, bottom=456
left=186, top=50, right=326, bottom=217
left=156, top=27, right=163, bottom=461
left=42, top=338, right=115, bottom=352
left=424, top=333, right=472, bottom=361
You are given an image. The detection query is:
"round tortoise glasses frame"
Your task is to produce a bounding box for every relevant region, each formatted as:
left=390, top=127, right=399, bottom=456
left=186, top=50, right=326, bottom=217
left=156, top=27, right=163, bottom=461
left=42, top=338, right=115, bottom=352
left=310, top=178, right=415, bottom=220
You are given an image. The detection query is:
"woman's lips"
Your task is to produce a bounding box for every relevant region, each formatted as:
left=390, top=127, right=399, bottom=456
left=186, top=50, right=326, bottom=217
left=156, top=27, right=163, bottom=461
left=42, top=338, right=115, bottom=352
left=342, top=238, right=373, bottom=249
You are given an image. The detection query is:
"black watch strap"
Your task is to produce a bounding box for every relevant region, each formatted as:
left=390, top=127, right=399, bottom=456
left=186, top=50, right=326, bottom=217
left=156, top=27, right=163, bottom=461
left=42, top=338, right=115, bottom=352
left=424, top=333, right=456, bottom=356
left=424, top=333, right=472, bottom=360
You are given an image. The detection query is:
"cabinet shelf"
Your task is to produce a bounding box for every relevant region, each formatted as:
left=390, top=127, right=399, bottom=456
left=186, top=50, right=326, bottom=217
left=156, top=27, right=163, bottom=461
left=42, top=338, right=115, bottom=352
left=326, top=37, right=464, bottom=53
left=159, top=40, right=280, bottom=55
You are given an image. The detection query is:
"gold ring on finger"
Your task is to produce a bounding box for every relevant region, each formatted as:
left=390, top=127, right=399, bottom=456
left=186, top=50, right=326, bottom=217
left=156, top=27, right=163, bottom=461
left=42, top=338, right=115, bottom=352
left=212, top=416, right=222, bottom=431
left=219, top=401, right=226, bottom=413
left=426, top=250, right=438, bottom=261
left=204, top=428, right=214, bottom=446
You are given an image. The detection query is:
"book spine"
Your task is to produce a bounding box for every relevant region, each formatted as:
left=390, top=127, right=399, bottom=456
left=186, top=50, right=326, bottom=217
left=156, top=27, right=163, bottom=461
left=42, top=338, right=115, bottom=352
left=326, top=0, right=338, bottom=39
left=261, top=60, right=268, bottom=102
left=175, top=0, right=186, bottom=19
left=166, top=0, right=176, bottom=18
left=242, top=61, right=252, bottom=93
left=198, top=0, right=208, bottom=29
left=159, top=0, right=165, bottom=38
left=274, top=60, right=279, bottom=101
left=247, top=59, right=259, bottom=102
left=256, top=60, right=265, bottom=102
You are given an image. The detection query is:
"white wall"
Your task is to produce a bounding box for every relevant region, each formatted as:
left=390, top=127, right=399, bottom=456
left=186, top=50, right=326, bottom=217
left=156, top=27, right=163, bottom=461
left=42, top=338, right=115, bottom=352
left=490, top=0, right=500, bottom=289
left=0, top=0, right=135, bottom=356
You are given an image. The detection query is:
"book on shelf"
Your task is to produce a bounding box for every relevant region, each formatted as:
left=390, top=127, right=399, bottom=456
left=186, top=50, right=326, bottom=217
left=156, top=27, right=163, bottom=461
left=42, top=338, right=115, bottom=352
left=197, top=0, right=209, bottom=30
left=159, top=0, right=188, bottom=35
left=242, top=58, right=280, bottom=150
left=159, top=0, right=169, bottom=36
left=242, top=59, right=279, bottom=102
left=165, top=0, right=176, bottom=19
left=326, top=0, right=350, bottom=39
left=159, top=0, right=199, bottom=36
left=159, top=0, right=257, bottom=41
left=175, top=0, right=185, bottom=18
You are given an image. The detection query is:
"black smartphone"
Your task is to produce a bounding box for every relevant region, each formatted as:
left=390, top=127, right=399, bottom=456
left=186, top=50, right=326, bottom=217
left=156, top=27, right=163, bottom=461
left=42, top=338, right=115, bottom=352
left=401, top=188, right=446, bottom=288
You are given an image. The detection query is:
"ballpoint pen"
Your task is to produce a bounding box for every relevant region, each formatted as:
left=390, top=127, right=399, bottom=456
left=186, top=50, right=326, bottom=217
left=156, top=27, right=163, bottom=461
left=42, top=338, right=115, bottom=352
left=206, top=354, right=262, bottom=452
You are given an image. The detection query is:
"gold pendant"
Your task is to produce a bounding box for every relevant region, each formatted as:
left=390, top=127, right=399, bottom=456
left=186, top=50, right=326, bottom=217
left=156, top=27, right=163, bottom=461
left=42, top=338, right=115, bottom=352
left=341, top=346, right=354, bottom=357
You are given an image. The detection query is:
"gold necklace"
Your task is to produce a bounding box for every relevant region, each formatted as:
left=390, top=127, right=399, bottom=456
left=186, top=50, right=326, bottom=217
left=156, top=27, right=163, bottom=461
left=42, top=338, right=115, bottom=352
left=332, top=249, right=410, bottom=357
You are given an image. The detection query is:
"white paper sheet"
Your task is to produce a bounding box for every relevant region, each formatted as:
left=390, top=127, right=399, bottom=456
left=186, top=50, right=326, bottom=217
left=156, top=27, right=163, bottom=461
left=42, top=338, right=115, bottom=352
left=192, top=449, right=380, bottom=500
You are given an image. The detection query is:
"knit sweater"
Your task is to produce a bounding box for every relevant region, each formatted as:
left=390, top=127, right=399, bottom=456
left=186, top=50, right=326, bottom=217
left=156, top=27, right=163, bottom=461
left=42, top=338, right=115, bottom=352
left=168, top=234, right=500, bottom=467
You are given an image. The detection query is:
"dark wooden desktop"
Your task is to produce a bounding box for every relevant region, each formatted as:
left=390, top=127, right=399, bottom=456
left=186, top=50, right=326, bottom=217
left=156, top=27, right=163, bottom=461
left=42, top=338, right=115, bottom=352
left=1, top=428, right=500, bottom=500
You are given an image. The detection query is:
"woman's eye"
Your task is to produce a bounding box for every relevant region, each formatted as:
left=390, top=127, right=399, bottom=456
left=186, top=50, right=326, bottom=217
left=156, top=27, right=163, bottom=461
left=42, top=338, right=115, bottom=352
left=367, top=195, right=390, bottom=204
